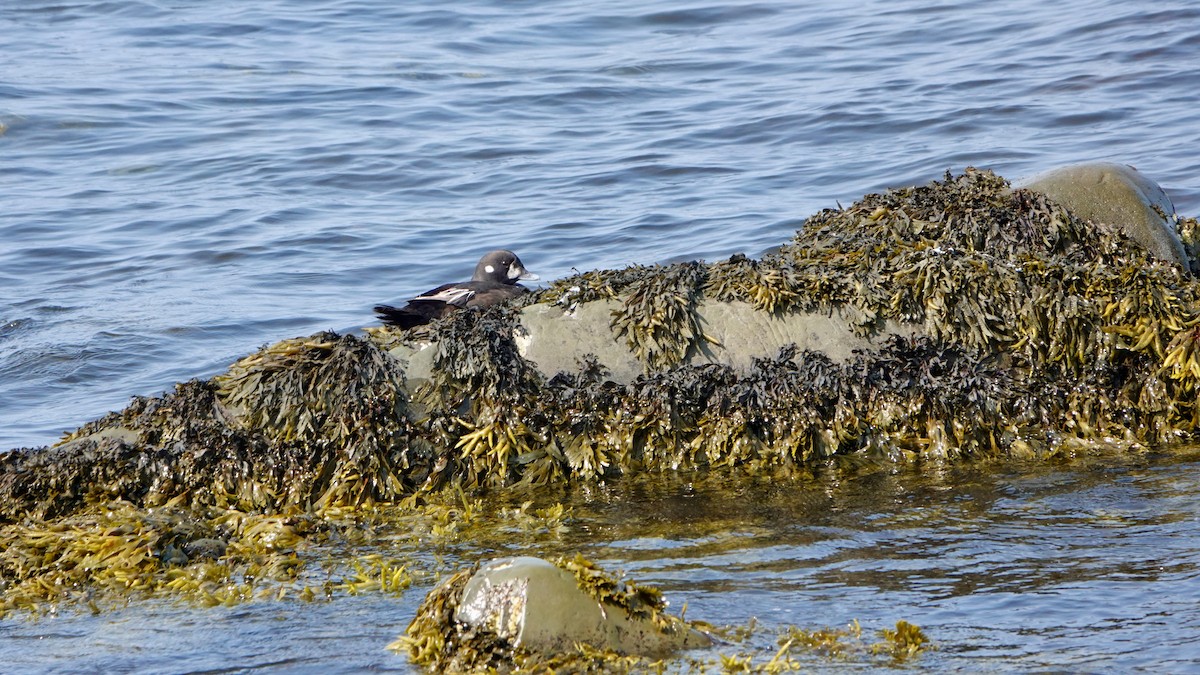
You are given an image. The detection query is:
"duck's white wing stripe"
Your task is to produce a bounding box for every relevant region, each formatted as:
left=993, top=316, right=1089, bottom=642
left=414, top=287, right=475, bottom=307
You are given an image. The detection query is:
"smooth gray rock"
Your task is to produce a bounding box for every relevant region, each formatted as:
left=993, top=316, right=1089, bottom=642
left=393, top=301, right=918, bottom=387
left=519, top=300, right=915, bottom=382
left=1017, top=161, right=1188, bottom=267
left=454, top=556, right=711, bottom=655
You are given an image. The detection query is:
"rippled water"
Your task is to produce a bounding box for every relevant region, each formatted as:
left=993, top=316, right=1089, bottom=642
left=3, top=0, right=1200, bottom=671
left=2, top=449, right=1199, bottom=672
left=4, top=0, right=1200, bottom=449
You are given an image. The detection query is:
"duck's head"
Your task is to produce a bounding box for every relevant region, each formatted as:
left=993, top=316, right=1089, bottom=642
left=474, top=249, right=538, bottom=285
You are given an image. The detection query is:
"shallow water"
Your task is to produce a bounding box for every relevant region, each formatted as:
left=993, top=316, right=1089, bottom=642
left=3, top=0, right=1200, bottom=671
left=3, top=448, right=1199, bottom=672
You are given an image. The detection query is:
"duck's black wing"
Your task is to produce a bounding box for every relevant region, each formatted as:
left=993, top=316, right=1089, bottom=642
left=374, top=282, right=478, bottom=328
left=373, top=303, right=437, bottom=328
left=410, top=283, right=476, bottom=306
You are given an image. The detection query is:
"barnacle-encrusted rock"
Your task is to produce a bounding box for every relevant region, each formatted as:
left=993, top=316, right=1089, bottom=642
left=400, top=556, right=711, bottom=671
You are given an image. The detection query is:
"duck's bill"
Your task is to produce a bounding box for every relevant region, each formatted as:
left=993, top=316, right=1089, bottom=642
left=508, top=261, right=539, bottom=281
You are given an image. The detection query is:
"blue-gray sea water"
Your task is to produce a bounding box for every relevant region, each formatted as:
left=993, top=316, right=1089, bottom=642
left=2, top=0, right=1199, bottom=672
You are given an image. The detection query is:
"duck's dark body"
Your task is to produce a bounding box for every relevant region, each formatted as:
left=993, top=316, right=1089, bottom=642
left=374, top=250, right=537, bottom=329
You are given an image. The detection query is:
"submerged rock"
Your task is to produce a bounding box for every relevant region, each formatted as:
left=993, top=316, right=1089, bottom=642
left=457, top=557, right=711, bottom=654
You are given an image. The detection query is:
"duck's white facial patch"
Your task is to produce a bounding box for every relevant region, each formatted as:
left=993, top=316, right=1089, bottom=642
left=485, top=264, right=495, bottom=274
left=507, top=262, right=521, bottom=279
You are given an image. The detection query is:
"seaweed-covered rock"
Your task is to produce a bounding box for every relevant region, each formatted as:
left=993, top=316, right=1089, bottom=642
left=516, top=300, right=918, bottom=384
left=5, top=166, right=1200, bottom=521
left=457, top=557, right=710, bottom=654
left=0, top=332, right=431, bottom=522
left=400, top=556, right=710, bottom=671
left=1017, top=161, right=1188, bottom=268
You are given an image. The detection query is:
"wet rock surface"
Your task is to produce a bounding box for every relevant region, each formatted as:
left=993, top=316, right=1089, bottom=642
left=425, top=556, right=711, bottom=665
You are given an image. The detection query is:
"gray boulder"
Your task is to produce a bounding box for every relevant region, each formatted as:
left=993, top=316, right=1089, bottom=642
left=454, top=556, right=712, bottom=655
left=1017, top=161, right=1188, bottom=268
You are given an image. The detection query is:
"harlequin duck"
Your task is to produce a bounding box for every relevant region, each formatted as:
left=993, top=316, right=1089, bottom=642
left=374, top=249, right=539, bottom=329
